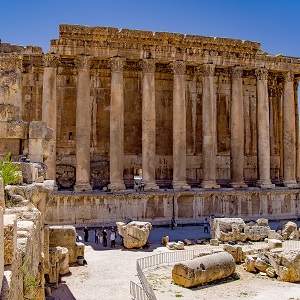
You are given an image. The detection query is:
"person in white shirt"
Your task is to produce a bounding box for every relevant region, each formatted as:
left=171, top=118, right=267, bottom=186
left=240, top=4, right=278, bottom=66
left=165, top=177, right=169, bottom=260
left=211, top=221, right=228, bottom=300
left=110, top=229, right=116, bottom=248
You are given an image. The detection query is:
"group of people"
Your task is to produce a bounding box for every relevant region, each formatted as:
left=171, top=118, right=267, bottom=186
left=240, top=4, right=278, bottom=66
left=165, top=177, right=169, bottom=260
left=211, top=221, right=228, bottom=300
left=82, top=226, right=117, bottom=248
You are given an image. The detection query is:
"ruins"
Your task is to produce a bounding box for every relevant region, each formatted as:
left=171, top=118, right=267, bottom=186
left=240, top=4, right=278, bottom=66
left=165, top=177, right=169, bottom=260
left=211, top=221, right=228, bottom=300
left=1, top=23, right=300, bottom=298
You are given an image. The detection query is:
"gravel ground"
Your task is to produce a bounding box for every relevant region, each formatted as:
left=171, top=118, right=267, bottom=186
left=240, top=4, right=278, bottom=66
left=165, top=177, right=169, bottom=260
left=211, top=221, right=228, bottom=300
left=50, top=224, right=300, bottom=300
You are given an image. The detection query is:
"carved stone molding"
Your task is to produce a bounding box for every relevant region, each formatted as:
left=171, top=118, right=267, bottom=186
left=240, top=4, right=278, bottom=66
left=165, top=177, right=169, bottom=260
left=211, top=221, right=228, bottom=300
left=171, top=61, right=186, bottom=75
left=255, top=68, right=268, bottom=80
left=141, top=59, right=156, bottom=74
left=202, top=64, right=215, bottom=77
left=294, top=78, right=299, bottom=90
left=0, top=54, right=22, bottom=71
left=283, top=71, right=294, bottom=83
left=268, top=85, right=283, bottom=98
left=231, top=66, right=243, bottom=78
left=43, top=53, right=59, bottom=68
left=110, top=57, right=125, bottom=72
left=75, top=55, right=91, bottom=70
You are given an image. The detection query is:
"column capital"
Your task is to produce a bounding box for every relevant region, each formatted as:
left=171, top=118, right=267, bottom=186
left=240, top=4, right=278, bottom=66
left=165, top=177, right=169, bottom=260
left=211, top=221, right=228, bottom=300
left=202, top=63, right=215, bottom=77
left=110, top=57, right=125, bottom=72
left=171, top=60, right=186, bottom=75
left=75, top=55, right=91, bottom=70
left=43, top=53, right=59, bottom=68
left=230, top=66, right=243, bottom=78
left=141, top=59, right=156, bottom=74
left=255, top=68, right=268, bottom=80
left=283, top=71, right=294, bottom=83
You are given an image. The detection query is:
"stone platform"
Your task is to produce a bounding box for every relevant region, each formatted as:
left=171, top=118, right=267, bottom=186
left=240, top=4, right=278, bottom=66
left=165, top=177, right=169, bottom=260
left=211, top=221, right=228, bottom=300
left=45, top=187, right=300, bottom=226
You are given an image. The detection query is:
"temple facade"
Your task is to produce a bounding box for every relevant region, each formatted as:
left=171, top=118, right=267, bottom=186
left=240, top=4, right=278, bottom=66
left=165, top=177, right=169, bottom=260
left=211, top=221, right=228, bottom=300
left=1, top=24, right=300, bottom=192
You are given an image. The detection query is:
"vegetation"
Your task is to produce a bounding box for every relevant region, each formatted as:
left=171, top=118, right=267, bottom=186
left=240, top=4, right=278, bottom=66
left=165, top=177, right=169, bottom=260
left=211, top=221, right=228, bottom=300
left=0, top=152, right=20, bottom=186
left=22, top=258, right=39, bottom=299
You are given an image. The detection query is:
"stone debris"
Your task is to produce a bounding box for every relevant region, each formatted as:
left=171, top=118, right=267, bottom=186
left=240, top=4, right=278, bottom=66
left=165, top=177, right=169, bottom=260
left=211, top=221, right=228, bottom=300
left=174, top=241, right=185, bottom=250
left=172, top=252, right=235, bottom=287
left=244, top=249, right=300, bottom=282
left=161, top=236, right=169, bottom=245
left=183, top=239, right=192, bottom=245
left=116, top=221, right=152, bottom=249
left=282, top=221, right=299, bottom=240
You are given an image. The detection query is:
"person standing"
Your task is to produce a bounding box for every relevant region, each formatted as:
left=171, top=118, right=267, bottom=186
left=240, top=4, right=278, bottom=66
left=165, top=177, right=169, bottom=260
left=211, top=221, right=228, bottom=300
left=203, top=218, right=209, bottom=233
left=110, top=229, right=116, bottom=248
left=84, top=226, right=89, bottom=242
left=94, top=229, right=99, bottom=244
left=103, top=229, right=107, bottom=247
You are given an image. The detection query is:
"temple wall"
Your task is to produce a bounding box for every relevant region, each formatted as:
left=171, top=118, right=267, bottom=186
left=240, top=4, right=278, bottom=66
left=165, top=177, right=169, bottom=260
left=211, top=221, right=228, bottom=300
left=45, top=189, right=300, bottom=226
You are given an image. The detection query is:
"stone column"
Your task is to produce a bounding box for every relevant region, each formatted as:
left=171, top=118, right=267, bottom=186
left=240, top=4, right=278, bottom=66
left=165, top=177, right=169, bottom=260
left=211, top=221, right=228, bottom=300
left=201, top=64, right=220, bottom=189
left=282, top=72, right=298, bottom=187
left=42, top=53, right=58, bottom=180
left=171, top=61, right=190, bottom=190
left=141, top=59, right=159, bottom=190
left=230, top=66, right=247, bottom=188
left=255, top=68, right=274, bottom=188
left=108, top=57, right=126, bottom=191
left=74, top=56, right=92, bottom=192
left=295, top=79, right=300, bottom=182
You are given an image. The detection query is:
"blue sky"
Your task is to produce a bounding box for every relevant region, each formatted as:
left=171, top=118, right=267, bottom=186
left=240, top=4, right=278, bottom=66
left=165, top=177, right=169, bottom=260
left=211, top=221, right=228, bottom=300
left=0, top=0, right=299, bottom=57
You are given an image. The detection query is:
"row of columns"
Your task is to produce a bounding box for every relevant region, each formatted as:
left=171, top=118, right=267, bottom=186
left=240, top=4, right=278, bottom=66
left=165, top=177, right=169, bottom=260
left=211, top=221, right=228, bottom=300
left=41, top=55, right=299, bottom=191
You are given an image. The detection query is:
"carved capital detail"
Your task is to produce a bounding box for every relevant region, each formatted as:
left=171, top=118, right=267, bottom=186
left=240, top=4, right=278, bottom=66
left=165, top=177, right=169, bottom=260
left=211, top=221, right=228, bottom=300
left=255, top=68, right=268, bottom=80
left=142, top=59, right=156, bottom=74
left=202, top=64, right=215, bottom=77
left=43, top=53, right=59, bottom=67
left=268, top=85, right=283, bottom=98
left=283, top=71, right=294, bottom=83
left=171, top=61, right=186, bottom=75
left=110, top=57, right=125, bottom=72
left=231, top=66, right=243, bottom=78
left=75, top=56, right=91, bottom=70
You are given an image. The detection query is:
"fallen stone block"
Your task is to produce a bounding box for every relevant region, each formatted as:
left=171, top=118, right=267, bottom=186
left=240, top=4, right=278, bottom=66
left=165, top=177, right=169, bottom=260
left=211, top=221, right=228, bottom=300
left=161, top=236, right=169, bottom=246
left=183, top=239, right=192, bottom=246
left=172, top=252, right=236, bottom=287
left=174, top=241, right=184, bottom=250
left=268, top=239, right=282, bottom=248
left=166, top=242, right=175, bottom=250
left=244, top=255, right=257, bottom=272
left=3, top=214, right=17, bottom=265
left=210, top=239, right=219, bottom=246
left=223, top=244, right=243, bottom=263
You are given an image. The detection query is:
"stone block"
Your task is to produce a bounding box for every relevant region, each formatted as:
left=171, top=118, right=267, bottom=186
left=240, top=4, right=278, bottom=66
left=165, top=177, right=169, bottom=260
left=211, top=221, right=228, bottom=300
left=172, top=252, right=236, bottom=287
left=116, top=221, right=152, bottom=249
left=29, top=121, right=47, bottom=139
left=256, top=218, right=269, bottom=226
left=244, top=255, right=257, bottom=272
left=183, top=239, right=192, bottom=246
left=162, top=236, right=169, bottom=245
left=0, top=178, right=4, bottom=209
left=223, top=244, right=243, bottom=263
left=0, top=121, right=28, bottom=139
left=3, top=214, right=17, bottom=265
left=268, top=239, right=282, bottom=248
left=268, top=230, right=276, bottom=239
left=166, top=242, right=175, bottom=250
left=210, top=239, right=219, bottom=246
left=174, top=241, right=184, bottom=250
left=254, top=255, right=271, bottom=273
left=282, top=221, right=299, bottom=240
left=48, top=225, right=80, bottom=263
left=0, top=104, right=20, bottom=121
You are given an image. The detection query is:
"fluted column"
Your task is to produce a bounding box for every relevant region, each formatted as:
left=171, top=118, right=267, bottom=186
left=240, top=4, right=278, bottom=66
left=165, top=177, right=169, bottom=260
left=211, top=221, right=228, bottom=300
left=255, top=68, right=275, bottom=188
left=282, top=72, right=298, bottom=187
left=201, top=64, right=220, bottom=189
left=74, top=56, right=92, bottom=192
left=108, top=57, right=126, bottom=191
left=142, top=59, right=159, bottom=190
left=230, top=66, right=247, bottom=188
left=171, top=61, right=190, bottom=190
left=42, top=53, right=58, bottom=181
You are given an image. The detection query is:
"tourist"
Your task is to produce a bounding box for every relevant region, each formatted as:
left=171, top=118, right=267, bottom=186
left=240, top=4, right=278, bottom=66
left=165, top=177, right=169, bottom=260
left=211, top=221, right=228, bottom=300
left=110, top=229, right=116, bottom=248
left=140, top=179, right=145, bottom=191
left=84, top=226, right=89, bottom=242
left=102, top=229, right=108, bottom=247
left=94, top=229, right=99, bottom=244
left=203, top=218, right=209, bottom=233
left=76, top=232, right=79, bottom=242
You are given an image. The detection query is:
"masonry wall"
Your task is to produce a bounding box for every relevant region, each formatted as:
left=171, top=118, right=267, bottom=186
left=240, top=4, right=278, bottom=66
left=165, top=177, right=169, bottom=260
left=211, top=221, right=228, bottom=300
left=45, top=189, right=300, bottom=226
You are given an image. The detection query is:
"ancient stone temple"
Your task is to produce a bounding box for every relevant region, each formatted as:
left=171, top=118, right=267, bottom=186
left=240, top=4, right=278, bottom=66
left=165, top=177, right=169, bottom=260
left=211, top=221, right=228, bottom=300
left=1, top=24, right=300, bottom=224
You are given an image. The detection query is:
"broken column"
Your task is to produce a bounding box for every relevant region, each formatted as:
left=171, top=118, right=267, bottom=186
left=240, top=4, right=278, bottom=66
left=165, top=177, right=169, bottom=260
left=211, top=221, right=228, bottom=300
left=172, top=252, right=235, bottom=287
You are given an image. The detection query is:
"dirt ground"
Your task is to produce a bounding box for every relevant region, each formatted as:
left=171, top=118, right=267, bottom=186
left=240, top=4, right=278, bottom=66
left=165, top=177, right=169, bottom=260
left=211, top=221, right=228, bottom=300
left=50, top=226, right=300, bottom=300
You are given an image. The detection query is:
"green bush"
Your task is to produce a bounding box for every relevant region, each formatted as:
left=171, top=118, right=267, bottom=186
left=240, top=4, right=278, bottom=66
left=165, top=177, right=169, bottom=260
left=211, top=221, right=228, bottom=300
left=0, top=152, right=20, bottom=186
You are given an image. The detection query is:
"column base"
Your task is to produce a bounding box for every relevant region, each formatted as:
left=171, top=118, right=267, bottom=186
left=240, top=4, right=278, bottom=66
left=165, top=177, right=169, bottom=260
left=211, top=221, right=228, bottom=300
left=229, top=181, right=248, bottom=189
left=172, top=181, right=191, bottom=190
left=200, top=181, right=220, bottom=189
left=282, top=179, right=299, bottom=188
left=256, top=180, right=275, bottom=189
left=108, top=181, right=126, bottom=191
left=74, top=182, right=92, bottom=192
left=144, top=181, right=160, bottom=191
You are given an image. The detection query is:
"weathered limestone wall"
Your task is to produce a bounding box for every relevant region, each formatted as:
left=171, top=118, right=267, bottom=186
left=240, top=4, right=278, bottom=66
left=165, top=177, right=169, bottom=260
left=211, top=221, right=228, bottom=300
left=0, top=206, right=3, bottom=294
left=45, top=189, right=300, bottom=225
